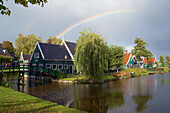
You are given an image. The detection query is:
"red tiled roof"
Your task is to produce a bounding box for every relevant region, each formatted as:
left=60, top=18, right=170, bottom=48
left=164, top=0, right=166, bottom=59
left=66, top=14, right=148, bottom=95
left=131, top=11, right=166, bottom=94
left=123, top=53, right=131, bottom=65
left=144, top=58, right=155, bottom=64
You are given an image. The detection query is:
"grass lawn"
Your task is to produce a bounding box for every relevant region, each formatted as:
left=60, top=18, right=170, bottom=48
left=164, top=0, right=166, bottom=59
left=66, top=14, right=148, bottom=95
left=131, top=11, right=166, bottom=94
left=101, top=75, right=116, bottom=81
left=0, top=69, right=19, bottom=72
left=0, top=87, right=85, bottom=113
left=61, top=77, right=85, bottom=81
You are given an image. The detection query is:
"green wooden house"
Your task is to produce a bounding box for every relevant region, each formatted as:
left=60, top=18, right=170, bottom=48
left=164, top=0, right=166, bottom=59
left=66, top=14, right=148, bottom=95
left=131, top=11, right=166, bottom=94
left=123, top=53, right=138, bottom=69
left=30, top=40, right=76, bottom=74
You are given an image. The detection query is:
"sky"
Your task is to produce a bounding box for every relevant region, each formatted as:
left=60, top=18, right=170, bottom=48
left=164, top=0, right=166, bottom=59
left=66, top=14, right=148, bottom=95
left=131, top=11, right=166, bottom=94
left=0, top=0, right=170, bottom=59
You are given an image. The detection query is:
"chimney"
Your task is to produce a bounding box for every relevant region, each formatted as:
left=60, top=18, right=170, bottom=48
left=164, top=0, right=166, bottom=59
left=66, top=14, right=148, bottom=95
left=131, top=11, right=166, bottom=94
left=125, top=50, right=128, bottom=54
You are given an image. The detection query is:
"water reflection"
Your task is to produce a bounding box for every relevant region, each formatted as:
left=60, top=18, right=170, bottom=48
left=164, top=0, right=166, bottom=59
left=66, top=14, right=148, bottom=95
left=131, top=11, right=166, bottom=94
left=5, top=73, right=170, bottom=113
left=72, top=84, right=124, bottom=113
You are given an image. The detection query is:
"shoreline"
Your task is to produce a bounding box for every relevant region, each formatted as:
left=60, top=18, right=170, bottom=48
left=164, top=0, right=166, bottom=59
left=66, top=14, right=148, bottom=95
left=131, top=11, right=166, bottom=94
left=0, top=86, right=85, bottom=113
left=53, top=71, right=167, bottom=84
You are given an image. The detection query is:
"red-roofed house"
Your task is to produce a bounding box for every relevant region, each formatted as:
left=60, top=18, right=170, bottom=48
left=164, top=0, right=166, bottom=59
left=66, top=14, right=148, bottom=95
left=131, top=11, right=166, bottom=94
left=141, top=57, right=157, bottom=68
left=123, top=51, right=138, bottom=68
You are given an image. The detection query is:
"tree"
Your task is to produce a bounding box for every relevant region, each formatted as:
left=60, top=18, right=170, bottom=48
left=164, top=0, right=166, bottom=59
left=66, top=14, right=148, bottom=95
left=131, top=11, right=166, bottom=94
left=160, top=55, right=165, bottom=67
left=0, top=55, right=14, bottom=65
left=0, top=0, right=47, bottom=16
left=0, top=41, right=15, bottom=55
left=131, top=38, right=153, bottom=68
left=74, top=29, right=108, bottom=82
left=108, top=45, right=124, bottom=72
left=45, top=36, right=62, bottom=45
left=14, top=33, right=42, bottom=57
left=165, top=55, right=170, bottom=69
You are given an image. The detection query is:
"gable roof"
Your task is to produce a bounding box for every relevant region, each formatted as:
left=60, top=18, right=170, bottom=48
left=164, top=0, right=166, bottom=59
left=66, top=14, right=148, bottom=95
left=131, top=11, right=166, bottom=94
left=65, top=41, right=76, bottom=55
left=144, top=58, right=156, bottom=64
left=123, top=53, right=131, bottom=65
left=23, top=54, right=31, bottom=60
left=0, top=45, right=11, bottom=56
left=39, top=43, right=72, bottom=60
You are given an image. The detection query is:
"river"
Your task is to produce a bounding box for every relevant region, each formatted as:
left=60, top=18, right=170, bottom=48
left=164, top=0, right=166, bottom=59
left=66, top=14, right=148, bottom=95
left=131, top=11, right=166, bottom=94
left=5, top=73, right=170, bottom=113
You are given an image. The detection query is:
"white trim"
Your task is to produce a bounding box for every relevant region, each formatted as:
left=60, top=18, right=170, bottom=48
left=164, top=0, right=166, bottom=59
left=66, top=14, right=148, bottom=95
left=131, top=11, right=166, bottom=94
left=38, top=42, right=45, bottom=59
left=39, top=64, right=43, bottom=68
left=58, top=64, right=63, bottom=70
left=34, top=53, right=39, bottom=58
left=20, top=52, right=25, bottom=62
left=30, top=42, right=45, bottom=60
left=64, top=64, right=68, bottom=69
left=46, top=64, right=51, bottom=69
left=61, top=40, right=74, bottom=60
left=52, top=64, right=57, bottom=70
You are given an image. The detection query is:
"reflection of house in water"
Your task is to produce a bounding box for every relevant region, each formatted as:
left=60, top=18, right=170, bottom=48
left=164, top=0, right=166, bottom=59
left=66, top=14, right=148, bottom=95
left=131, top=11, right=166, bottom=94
left=121, top=77, right=157, bottom=96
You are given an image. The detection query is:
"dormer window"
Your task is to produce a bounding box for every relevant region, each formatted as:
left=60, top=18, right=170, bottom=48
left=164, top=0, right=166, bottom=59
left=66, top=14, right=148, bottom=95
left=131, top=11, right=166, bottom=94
left=34, top=53, right=39, bottom=58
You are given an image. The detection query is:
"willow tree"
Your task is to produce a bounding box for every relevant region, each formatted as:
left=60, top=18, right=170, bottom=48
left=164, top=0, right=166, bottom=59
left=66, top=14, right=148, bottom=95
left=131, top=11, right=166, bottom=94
left=74, top=29, right=108, bottom=82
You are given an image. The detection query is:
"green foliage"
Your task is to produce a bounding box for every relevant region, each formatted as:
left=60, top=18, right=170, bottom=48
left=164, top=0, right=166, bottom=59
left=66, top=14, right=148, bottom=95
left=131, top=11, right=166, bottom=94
left=54, top=69, right=60, bottom=73
left=0, top=87, right=84, bottom=112
left=45, top=36, right=62, bottom=45
left=14, top=33, right=42, bottom=57
left=131, top=38, right=153, bottom=62
left=108, top=45, right=124, bottom=72
left=165, top=55, right=170, bottom=69
left=160, top=55, right=165, bottom=67
left=0, top=0, right=47, bottom=16
left=74, top=28, right=108, bottom=82
left=0, top=41, right=15, bottom=55
left=0, top=55, right=14, bottom=64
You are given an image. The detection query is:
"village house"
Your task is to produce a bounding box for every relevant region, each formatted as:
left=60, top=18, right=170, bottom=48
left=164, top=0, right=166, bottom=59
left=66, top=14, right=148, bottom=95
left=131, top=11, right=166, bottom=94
left=0, top=44, right=13, bottom=66
left=140, top=57, right=157, bottom=68
left=123, top=51, right=138, bottom=69
left=30, top=40, right=76, bottom=74
left=0, top=45, right=11, bottom=57
left=19, top=52, right=31, bottom=65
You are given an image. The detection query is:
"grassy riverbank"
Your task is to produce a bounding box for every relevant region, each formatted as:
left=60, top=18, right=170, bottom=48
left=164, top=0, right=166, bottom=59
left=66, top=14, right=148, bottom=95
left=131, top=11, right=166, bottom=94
left=0, top=87, right=84, bottom=113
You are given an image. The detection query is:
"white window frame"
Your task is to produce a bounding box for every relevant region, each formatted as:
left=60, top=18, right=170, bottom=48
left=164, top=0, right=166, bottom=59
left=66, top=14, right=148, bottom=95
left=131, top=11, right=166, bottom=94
left=32, top=64, right=36, bottom=71
left=58, top=64, right=63, bottom=70
left=39, top=64, right=43, bottom=68
left=64, top=64, right=68, bottom=69
left=46, top=64, right=51, bottom=69
left=34, top=53, right=39, bottom=58
left=52, top=64, right=57, bottom=70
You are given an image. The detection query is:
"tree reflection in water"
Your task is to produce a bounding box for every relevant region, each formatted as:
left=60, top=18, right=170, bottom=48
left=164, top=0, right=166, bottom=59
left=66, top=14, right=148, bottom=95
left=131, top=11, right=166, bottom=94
left=131, top=77, right=153, bottom=112
left=72, top=83, right=124, bottom=113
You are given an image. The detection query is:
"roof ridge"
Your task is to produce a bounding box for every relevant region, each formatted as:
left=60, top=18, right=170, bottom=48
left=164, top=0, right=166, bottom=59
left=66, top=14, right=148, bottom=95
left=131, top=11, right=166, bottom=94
left=65, top=41, right=76, bottom=44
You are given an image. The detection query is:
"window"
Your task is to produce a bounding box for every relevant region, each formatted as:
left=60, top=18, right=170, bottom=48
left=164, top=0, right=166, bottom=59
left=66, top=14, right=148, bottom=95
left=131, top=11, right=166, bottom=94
left=32, top=64, right=36, bottom=71
left=39, top=64, right=43, bottom=68
left=34, top=53, right=39, bottom=58
left=52, top=64, right=57, bottom=70
left=58, top=64, right=63, bottom=70
left=64, top=64, right=68, bottom=69
left=46, top=64, right=51, bottom=69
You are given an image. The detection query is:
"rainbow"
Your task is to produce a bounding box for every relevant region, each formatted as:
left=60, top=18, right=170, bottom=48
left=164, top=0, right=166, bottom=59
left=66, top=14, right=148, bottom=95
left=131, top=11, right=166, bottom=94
left=56, top=9, right=137, bottom=38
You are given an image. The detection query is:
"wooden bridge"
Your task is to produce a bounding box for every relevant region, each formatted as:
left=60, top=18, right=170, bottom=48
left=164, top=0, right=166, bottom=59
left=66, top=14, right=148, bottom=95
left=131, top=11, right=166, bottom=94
left=0, top=64, right=59, bottom=85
